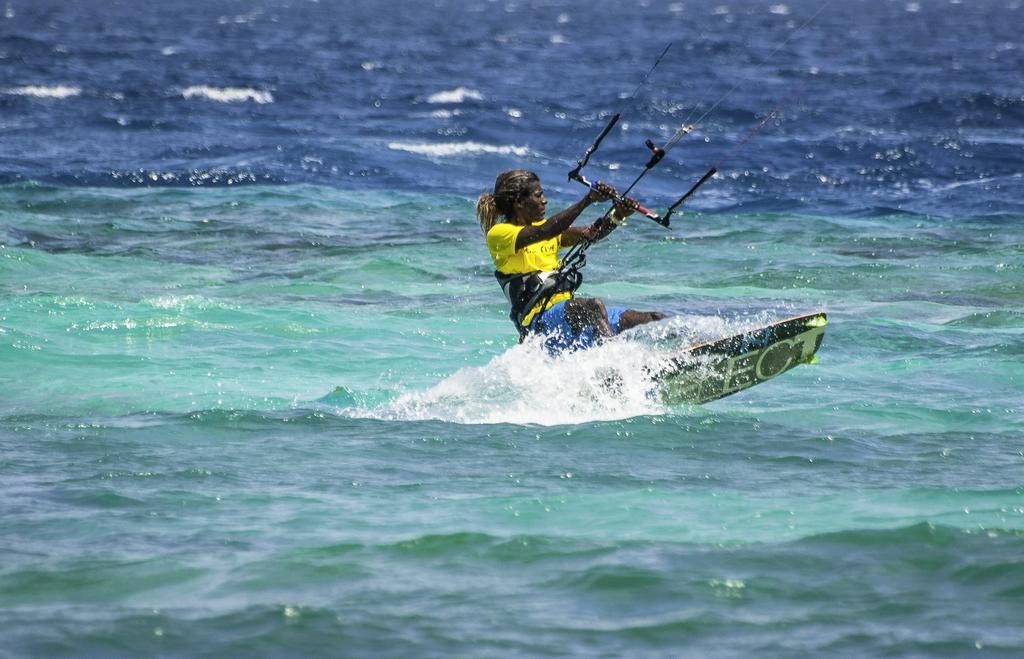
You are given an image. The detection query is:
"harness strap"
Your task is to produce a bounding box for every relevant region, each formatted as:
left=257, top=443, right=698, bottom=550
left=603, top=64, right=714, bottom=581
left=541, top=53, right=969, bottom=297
left=495, top=268, right=583, bottom=335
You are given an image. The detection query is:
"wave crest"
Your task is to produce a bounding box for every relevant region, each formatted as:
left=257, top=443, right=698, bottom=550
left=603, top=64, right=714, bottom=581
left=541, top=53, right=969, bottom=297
left=4, top=85, right=81, bottom=98
left=426, top=87, right=483, bottom=104
left=181, top=86, right=274, bottom=104
left=387, top=141, right=530, bottom=158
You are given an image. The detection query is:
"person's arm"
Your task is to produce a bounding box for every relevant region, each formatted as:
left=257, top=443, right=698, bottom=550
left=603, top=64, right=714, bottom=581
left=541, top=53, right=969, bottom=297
left=558, top=226, right=589, bottom=247
left=559, top=197, right=640, bottom=246
left=513, top=182, right=615, bottom=251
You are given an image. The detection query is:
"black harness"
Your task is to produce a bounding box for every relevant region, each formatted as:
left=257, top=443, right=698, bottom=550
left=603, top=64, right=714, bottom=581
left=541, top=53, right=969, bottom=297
left=495, top=267, right=583, bottom=338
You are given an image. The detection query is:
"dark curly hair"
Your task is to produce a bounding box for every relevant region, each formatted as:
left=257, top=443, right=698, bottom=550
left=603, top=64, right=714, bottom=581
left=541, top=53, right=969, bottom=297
left=475, top=169, right=540, bottom=235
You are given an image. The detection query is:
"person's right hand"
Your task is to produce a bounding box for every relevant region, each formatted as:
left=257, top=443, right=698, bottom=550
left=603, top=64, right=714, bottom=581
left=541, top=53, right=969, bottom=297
left=613, top=195, right=640, bottom=219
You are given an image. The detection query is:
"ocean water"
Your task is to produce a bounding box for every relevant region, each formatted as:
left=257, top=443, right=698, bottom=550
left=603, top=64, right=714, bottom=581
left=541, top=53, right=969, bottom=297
left=2, top=0, right=1023, bottom=656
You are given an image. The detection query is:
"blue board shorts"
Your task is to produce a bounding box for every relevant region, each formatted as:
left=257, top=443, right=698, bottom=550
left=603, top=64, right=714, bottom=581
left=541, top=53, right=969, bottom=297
left=532, top=300, right=626, bottom=353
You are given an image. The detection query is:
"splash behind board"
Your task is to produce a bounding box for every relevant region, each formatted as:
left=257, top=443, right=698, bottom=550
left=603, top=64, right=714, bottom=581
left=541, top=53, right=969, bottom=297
left=651, top=312, right=827, bottom=404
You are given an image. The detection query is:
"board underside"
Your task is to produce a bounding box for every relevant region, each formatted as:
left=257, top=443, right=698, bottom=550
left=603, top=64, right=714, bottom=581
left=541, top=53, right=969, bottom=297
left=652, top=312, right=827, bottom=404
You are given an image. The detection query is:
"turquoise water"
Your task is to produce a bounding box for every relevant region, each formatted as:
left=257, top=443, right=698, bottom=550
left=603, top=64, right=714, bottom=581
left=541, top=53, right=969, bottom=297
left=3, top=183, right=1023, bottom=655
left=4, top=0, right=1024, bottom=654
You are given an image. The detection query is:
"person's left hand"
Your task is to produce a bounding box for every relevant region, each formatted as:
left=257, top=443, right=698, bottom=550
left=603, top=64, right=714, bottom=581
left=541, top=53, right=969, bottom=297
left=586, top=181, right=618, bottom=204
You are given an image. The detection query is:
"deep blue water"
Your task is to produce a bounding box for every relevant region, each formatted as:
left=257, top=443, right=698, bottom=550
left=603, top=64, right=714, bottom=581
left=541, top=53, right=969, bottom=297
left=2, top=0, right=1023, bottom=656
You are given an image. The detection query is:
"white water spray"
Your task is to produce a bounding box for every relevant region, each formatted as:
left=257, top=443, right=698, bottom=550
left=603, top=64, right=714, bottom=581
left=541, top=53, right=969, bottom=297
left=346, top=314, right=763, bottom=426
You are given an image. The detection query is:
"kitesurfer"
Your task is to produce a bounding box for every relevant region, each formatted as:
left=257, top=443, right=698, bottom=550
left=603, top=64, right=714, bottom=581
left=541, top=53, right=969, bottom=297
left=476, top=169, right=664, bottom=352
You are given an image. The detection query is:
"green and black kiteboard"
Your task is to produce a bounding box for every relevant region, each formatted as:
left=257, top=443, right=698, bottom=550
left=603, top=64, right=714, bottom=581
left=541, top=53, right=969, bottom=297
left=650, top=311, right=827, bottom=404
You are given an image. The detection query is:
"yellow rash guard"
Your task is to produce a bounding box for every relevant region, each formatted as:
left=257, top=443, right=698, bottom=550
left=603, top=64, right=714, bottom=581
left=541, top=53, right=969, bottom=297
left=486, top=220, right=571, bottom=327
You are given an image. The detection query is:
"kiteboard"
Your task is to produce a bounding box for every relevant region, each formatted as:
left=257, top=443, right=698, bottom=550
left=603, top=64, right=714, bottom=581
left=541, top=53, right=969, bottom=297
left=649, top=311, right=827, bottom=404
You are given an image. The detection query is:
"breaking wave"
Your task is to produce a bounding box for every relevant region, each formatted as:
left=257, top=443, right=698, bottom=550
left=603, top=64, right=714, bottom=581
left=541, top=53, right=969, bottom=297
left=181, top=86, right=274, bottom=104
left=426, top=87, right=483, bottom=104
left=387, top=141, right=530, bottom=158
left=4, top=85, right=81, bottom=98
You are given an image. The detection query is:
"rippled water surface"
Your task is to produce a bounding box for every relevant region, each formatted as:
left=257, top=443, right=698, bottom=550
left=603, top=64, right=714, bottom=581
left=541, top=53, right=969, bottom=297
left=2, top=0, right=1022, bottom=656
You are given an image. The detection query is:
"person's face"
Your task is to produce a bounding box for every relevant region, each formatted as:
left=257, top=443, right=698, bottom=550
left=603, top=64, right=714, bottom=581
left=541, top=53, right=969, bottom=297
left=513, top=182, right=547, bottom=222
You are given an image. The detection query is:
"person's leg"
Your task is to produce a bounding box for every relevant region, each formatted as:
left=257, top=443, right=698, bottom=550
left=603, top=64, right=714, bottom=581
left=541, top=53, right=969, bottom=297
left=617, top=310, right=666, bottom=332
left=563, top=298, right=614, bottom=338
left=532, top=300, right=578, bottom=353
left=533, top=299, right=664, bottom=352
left=532, top=298, right=610, bottom=352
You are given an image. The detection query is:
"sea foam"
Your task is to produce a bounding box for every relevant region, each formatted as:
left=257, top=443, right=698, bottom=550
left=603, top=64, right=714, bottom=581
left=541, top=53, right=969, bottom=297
left=181, top=86, right=274, bottom=104
left=351, top=336, right=668, bottom=426
left=344, top=313, right=784, bottom=426
left=4, top=85, right=81, bottom=98
left=426, top=87, right=483, bottom=104
left=388, top=141, right=530, bottom=157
